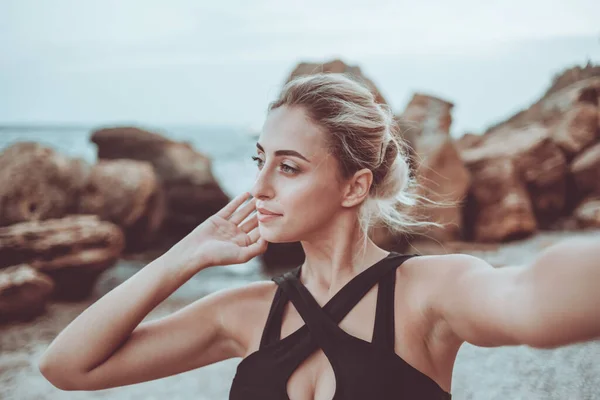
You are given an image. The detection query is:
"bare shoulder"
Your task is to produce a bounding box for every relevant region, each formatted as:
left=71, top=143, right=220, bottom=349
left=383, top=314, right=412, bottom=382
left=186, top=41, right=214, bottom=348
left=213, top=278, right=279, bottom=357
left=397, top=253, right=492, bottom=285
left=394, top=253, right=493, bottom=333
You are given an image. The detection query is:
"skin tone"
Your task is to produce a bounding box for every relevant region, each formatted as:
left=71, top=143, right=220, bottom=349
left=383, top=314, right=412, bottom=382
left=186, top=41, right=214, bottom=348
left=251, top=105, right=389, bottom=289
left=38, top=105, right=600, bottom=400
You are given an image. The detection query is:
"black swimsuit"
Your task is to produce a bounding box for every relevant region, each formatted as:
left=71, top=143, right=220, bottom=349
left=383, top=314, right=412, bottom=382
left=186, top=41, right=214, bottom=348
left=229, top=252, right=452, bottom=399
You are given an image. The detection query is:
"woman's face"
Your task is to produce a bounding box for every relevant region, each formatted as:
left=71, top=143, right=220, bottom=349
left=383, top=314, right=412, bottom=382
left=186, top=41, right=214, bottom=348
left=250, top=105, right=347, bottom=243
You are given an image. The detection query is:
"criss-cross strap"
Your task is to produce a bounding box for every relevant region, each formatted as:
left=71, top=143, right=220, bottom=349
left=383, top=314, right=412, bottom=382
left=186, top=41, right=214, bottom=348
left=274, top=273, right=340, bottom=354
left=259, top=283, right=289, bottom=348
left=271, top=253, right=416, bottom=355
left=371, top=261, right=398, bottom=351
left=304, top=254, right=415, bottom=325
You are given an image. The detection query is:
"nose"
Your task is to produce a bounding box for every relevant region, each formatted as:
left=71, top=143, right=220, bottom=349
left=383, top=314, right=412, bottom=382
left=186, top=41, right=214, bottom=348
left=249, top=164, right=275, bottom=200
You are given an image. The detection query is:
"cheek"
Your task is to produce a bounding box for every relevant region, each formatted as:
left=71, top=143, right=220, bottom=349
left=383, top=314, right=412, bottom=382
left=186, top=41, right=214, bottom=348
left=258, top=173, right=341, bottom=242
left=282, top=180, right=339, bottom=226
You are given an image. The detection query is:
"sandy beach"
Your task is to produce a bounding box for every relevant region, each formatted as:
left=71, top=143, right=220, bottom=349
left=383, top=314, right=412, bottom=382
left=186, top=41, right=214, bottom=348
left=2, top=230, right=600, bottom=400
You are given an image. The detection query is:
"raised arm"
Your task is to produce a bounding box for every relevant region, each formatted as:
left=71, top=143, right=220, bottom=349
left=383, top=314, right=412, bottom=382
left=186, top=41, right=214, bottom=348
left=426, top=236, right=600, bottom=349
left=38, top=192, right=269, bottom=391
left=38, top=252, right=267, bottom=391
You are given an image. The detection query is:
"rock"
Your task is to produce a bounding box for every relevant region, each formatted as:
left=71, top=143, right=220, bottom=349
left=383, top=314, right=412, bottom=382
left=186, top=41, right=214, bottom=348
left=546, top=216, right=582, bottom=231
left=286, top=59, right=387, bottom=105
left=544, top=63, right=600, bottom=97
left=0, top=264, right=54, bottom=323
left=485, top=76, right=600, bottom=136
left=398, top=93, right=454, bottom=142
left=577, top=86, right=600, bottom=106
left=461, top=152, right=536, bottom=242
left=412, top=134, right=471, bottom=241
left=473, top=64, right=600, bottom=233
left=392, top=93, right=470, bottom=242
left=90, top=127, right=230, bottom=235
left=573, top=197, right=600, bottom=228
left=550, top=104, right=599, bottom=157
left=0, top=215, right=124, bottom=300
left=454, top=133, right=485, bottom=151
left=570, top=142, right=600, bottom=198
left=78, top=159, right=166, bottom=250
left=464, top=125, right=568, bottom=229
left=508, top=128, right=568, bottom=225
left=0, top=142, right=90, bottom=227
left=397, top=93, right=455, bottom=173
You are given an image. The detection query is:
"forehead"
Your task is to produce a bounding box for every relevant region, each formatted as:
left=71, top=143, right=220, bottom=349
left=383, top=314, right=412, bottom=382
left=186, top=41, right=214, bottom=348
left=259, top=105, right=329, bottom=156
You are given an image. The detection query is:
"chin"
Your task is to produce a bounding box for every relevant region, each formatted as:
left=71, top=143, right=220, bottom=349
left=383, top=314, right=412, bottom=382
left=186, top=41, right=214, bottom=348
left=258, top=225, right=299, bottom=244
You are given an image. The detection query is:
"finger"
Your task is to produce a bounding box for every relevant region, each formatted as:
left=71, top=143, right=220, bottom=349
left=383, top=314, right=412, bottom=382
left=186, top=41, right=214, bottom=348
left=247, top=226, right=261, bottom=243
left=239, top=212, right=258, bottom=233
left=215, top=192, right=251, bottom=219
left=240, top=237, right=268, bottom=261
left=229, top=197, right=257, bottom=225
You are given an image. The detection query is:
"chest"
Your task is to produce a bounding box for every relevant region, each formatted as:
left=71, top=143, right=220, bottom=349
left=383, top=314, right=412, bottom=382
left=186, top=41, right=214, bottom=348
left=274, top=282, right=435, bottom=400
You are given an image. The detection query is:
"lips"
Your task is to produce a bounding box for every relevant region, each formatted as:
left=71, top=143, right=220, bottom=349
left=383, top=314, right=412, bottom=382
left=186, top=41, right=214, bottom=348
left=257, top=207, right=281, bottom=216
left=256, top=206, right=282, bottom=223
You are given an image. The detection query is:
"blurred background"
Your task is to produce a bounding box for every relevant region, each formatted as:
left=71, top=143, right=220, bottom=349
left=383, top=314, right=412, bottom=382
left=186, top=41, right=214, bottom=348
left=1, top=1, right=600, bottom=399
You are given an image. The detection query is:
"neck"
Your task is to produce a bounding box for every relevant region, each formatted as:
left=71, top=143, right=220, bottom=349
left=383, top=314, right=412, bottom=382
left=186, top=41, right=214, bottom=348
left=298, top=213, right=390, bottom=297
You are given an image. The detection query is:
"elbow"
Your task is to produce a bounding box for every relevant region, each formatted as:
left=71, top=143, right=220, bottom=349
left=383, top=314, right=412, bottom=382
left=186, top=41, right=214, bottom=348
left=38, top=357, right=84, bottom=391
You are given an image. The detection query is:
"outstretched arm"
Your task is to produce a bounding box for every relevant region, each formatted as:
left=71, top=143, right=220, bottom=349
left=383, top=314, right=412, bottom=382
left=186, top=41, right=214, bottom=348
left=428, top=236, right=600, bottom=348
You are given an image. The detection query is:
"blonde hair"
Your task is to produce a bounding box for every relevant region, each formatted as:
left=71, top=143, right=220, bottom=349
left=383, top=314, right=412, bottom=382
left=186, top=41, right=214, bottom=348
left=268, top=73, right=443, bottom=244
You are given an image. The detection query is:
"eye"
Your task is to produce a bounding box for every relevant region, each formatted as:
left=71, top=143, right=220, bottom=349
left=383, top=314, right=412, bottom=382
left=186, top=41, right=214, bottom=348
left=251, top=155, right=263, bottom=168
left=280, top=164, right=298, bottom=174
left=251, top=156, right=299, bottom=175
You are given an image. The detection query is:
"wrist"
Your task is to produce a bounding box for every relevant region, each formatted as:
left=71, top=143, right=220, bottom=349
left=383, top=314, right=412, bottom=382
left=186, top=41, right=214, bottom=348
left=160, top=246, right=213, bottom=277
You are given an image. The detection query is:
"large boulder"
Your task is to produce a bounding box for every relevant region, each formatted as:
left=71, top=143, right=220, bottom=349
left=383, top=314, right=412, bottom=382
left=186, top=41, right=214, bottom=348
left=476, top=64, right=600, bottom=233
left=570, top=141, right=600, bottom=199
left=505, top=127, right=568, bottom=224
left=461, top=151, right=536, bottom=242
left=573, top=197, right=600, bottom=228
left=550, top=103, right=599, bottom=158
left=90, top=127, right=230, bottom=235
left=0, top=142, right=90, bottom=227
left=0, top=264, right=54, bottom=323
left=398, top=94, right=454, bottom=142
left=544, top=64, right=600, bottom=97
left=395, top=93, right=470, bottom=242
left=411, top=134, right=471, bottom=241
left=0, top=215, right=124, bottom=300
left=454, top=133, right=485, bottom=151
left=485, top=76, right=600, bottom=136
left=463, top=125, right=568, bottom=230
left=78, top=159, right=166, bottom=249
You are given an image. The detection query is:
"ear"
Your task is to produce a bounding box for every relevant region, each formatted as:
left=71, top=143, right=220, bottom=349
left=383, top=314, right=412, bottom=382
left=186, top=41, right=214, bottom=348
left=341, top=168, right=373, bottom=208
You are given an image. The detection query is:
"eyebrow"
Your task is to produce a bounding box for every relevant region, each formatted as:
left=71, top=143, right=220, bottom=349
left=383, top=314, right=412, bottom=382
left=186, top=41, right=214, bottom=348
left=256, top=142, right=311, bottom=163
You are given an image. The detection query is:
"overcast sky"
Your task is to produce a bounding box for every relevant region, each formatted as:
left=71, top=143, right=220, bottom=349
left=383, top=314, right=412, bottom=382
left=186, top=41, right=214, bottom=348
left=1, top=0, right=599, bottom=136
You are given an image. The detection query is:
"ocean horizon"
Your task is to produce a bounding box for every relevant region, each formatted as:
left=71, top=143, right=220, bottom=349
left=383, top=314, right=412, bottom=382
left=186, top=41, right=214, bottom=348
left=0, top=124, right=260, bottom=200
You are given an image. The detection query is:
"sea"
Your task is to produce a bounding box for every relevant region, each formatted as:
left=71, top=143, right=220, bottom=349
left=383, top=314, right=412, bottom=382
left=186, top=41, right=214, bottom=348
left=0, top=124, right=259, bottom=198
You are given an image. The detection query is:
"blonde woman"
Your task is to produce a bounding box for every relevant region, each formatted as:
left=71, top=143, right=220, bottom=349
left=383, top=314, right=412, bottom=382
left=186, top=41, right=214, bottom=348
left=39, top=74, right=600, bottom=399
